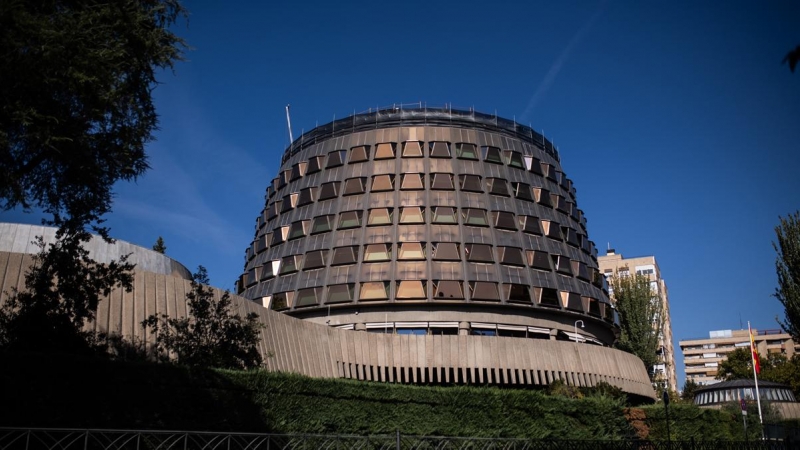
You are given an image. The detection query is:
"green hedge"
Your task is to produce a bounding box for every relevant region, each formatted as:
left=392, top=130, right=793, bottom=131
left=0, top=352, right=753, bottom=440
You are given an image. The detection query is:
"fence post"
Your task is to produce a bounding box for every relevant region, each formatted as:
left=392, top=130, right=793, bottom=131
left=690, top=436, right=694, bottom=450
left=136, top=433, right=141, bottom=450
left=184, top=433, right=188, bottom=450
left=396, top=429, right=400, bottom=450
left=25, top=430, right=30, bottom=450
left=84, top=430, right=89, bottom=450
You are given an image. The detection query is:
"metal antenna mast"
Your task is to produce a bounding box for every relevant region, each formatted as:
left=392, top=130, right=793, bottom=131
left=285, top=104, right=294, bottom=143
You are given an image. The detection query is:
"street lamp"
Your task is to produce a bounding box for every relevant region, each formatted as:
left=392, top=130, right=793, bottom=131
left=574, top=320, right=585, bottom=343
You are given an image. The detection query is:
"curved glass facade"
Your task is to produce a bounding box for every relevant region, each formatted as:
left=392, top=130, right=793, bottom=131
left=238, top=107, right=616, bottom=344
left=694, top=385, right=796, bottom=406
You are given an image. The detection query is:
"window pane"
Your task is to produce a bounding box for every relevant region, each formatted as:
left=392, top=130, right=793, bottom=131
left=327, top=284, right=354, bottom=303
left=371, top=174, right=394, bottom=191
left=368, top=208, right=393, bottom=226
left=397, top=280, right=426, bottom=299
left=326, top=150, right=346, bottom=168
left=463, top=209, right=488, bottom=226
left=402, top=141, right=423, bottom=157
left=319, top=182, right=340, bottom=200
left=295, top=287, right=321, bottom=307
left=400, top=207, right=425, bottom=224
left=311, top=215, right=333, bottom=234
left=270, top=292, right=293, bottom=311
left=281, top=193, right=297, bottom=212
left=534, top=188, right=552, bottom=207
left=487, top=178, right=509, bottom=196
left=338, top=211, right=362, bottom=229
left=349, top=145, right=369, bottom=163
left=430, top=141, right=451, bottom=158
left=290, top=162, right=307, bottom=181
left=343, top=177, right=365, bottom=195
left=331, top=246, right=358, bottom=265
left=432, top=206, right=457, bottom=224
left=470, top=282, right=500, bottom=301
left=360, top=282, right=389, bottom=300
left=431, top=173, right=454, bottom=190
left=512, top=182, right=534, bottom=201
left=434, top=280, right=463, bottom=299
left=303, top=250, right=327, bottom=270
left=482, top=146, right=503, bottom=164
left=401, top=173, right=424, bottom=190
left=566, top=293, right=583, bottom=311
left=456, top=143, right=478, bottom=160
left=307, top=156, right=323, bottom=174
left=459, top=174, right=483, bottom=192
left=551, top=255, right=573, bottom=275
left=466, top=244, right=493, bottom=263
left=375, top=143, right=395, bottom=159
left=504, top=284, right=532, bottom=304
left=528, top=157, right=544, bottom=175
left=538, top=287, right=560, bottom=308
left=433, top=242, right=460, bottom=261
left=498, top=247, right=525, bottom=266
left=505, top=151, right=525, bottom=168
left=297, top=187, right=316, bottom=206
left=288, top=220, right=308, bottom=239
left=398, top=242, right=425, bottom=260
left=280, top=255, right=300, bottom=274
left=364, top=244, right=391, bottom=261
left=527, top=250, right=552, bottom=271
left=493, top=211, right=517, bottom=230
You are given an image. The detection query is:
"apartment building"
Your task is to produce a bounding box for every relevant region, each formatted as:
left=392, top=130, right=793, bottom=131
left=680, top=328, right=799, bottom=385
left=598, top=250, right=678, bottom=393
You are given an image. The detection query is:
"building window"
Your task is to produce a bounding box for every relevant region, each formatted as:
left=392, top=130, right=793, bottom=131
left=270, top=291, right=294, bottom=311
left=504, top=150, right=525, bottom=169
left=311, top=215, right=334, bottom=234
left=401, top=173, right=425, bottom=190
left=482, top=146, right=503, bottom=164
left=565, top=292, right=583, bottom=311
left=402, top=141, right=423, bottom=158
left=303, top=250, right=327, bottom=270
left=288, top=220, right=309, bottom=240
left=297, top=187, right=316, bottom=206
left=327, top=284, right=355, bottom=304
left=462, top=208, right=489, bottom=227
left=338, top=210, right=363, bottom=229
left=432, top=242, right=460, bottom=261
left=458, top=174, right=482, bottom=193
left=551, top=254, right=572, bottom=275
left=429, top=141, right=451, bottom=158
left=367, top=208, right=393, bottom=226
left=290, top=162, right=307, bottom=181
left=360, top=281, right=390, bottom=300
left=295, top=287, right=322, bottom=308
left=267, top=201, right=281, bottom=220
left=432, top=206, right=457, bottom=224
left=497, top=247, right=525, bottom=266
left=349, top=145, right=370, bottom=163
left=343, top=177, right=366, bottom=196
left=504, top=284, right=532, bottom=304
left=318, top=181, right=340, bottom=201
left=371, top=174, right=395, bottom=191
left=398, top=242, right=425, bottom=260
left=518, top=216, right=542, bottom=235
left=399, top=206, right=425, bottom=224
left=527, top=250, right=552, bottom=271
left=433, top=280, right=464, bottom=299
left=271, top=226, right=289, bottom=246
left=512, top=182, right=534, bottom=202
left=492, top=211, right=517, bottom=230
left=396, top=280, right=427, bottom=299
left=470, top=281, right=500, bottom=301
left=465, top=243, right=493, bottom=263
left=279, top=255, right=302, bottom=275
left=279, top=170, right=290, bottom=188
left=486, top=178, right=510, bottom=196
left=281, top=193, right=298, bottom=213
left=537, top=287, right=561, bottom=308
left=331, top=246, right=359, bottom=266
left=541, top=220, right=562, bottom=240
left=534, top=188, right=552, bottom=207
left=374, top=142, right=396, bottom=159
left=455, top=143, right=478, bottom=160
left=306, top=156, right=324, bottom=175
left=364, top=243, right=391, bottom=262
left=326, top=150, right=347, bottom=168
left=431, top=173, right=455, bottom=190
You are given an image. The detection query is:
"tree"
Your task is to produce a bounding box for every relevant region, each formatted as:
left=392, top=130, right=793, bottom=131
left=0, top=232, right=134, bottom=354
left=152, top=236, right=167, bottom=254
left=609, top=270, right=664, bottom=380
left=774, top=211, right=800, bottom=341
left=716, top=347, right=800, bottom=397
left=142, top=266, right=264, bottom=369
left=785, top=46, right=800, bottom=73
left=681, top=378, right=699, bottom=402
left=0, top=0, right=186, bottom=233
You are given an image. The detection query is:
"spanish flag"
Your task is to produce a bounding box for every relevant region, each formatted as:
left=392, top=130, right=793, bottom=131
left=749, top=323, right=761, bottom=375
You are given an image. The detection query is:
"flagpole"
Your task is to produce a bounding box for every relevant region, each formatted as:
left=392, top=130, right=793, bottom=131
left=748, top=321, right=764, bottom=437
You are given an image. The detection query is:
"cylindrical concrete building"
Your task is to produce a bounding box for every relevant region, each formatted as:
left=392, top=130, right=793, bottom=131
left=238, top=107, right=616, bottom=346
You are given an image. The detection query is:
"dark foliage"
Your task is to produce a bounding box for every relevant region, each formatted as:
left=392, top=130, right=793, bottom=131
left=0, top=0, right=186, bottom=234
left=143, top=266, right=264, bottom=370
left=785, top=46, right=800, bottom=72
left=774, top=211, right=800, bottom=341
left=152, top=236, right=167, bottom=254
left=0, top=231, right=134, bottom=354
left=610, top=271, right=663, bottom=380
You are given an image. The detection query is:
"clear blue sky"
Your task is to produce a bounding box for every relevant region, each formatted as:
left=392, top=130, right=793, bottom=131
left=3, top=1, right=799, bottom=386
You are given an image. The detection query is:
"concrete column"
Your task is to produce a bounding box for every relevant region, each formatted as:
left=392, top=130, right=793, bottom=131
left=550, top=329, right=559, bottom=341
left=459, top=321, right=470, bottom=336
left=354, top=323, right=367, bottom=332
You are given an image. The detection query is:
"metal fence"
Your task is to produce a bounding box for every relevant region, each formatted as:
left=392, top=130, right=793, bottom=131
left=0, top=428, right=793, bottom=450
